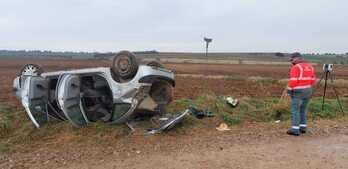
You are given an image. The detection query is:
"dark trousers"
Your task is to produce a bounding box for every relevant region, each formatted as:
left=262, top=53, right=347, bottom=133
left=289, top=88, right=313, bottom=131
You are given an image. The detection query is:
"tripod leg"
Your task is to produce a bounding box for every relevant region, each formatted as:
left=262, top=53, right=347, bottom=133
left=329, top=72, right=345, bottom=116
left=317, top=71, right=325, bottom=86
left=322, top=71, right=329, bottom=111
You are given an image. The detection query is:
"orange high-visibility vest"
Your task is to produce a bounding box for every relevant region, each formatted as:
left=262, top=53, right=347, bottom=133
left=287, top=62, right=316, bottom=90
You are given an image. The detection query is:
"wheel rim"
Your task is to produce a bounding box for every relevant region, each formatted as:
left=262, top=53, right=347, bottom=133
left=22, top=64, right=40, bottom=76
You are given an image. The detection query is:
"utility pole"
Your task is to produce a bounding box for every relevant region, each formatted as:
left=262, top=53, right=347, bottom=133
left=204, top=37, right=212, bottom=58
left=202, top=37, right=213, bottom=96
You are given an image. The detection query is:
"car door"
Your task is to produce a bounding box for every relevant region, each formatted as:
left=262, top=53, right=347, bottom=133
left=57, top=74, right=88, bottom=127
left=21, top=76, right=49, bottom=128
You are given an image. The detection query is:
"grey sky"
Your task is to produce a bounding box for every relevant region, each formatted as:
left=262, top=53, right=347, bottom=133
left=0, top=0, right=347, bottom=53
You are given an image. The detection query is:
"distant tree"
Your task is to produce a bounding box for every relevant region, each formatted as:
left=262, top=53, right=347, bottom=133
left=275, top=52, right=285, bottom=57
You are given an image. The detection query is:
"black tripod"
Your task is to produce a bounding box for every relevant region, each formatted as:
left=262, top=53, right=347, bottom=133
left=317, top=67, right=345, bottom=116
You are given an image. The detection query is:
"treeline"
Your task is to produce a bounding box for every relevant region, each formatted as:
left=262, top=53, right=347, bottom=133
left=1, top=50, right=347, bottom=64
left=0, top=50, right=161, bottom=59
left=303, top=54, right=348, bottom=64
left=0, top=50, right=95, bottom=59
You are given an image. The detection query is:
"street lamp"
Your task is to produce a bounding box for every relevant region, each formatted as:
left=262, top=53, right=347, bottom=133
left=204, top=37, right=212, bottom=57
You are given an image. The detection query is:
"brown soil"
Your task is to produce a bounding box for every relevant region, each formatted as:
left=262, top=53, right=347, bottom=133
left=1, top=59, right=347, bottom=106
left=165, top=63, right=348, bottom=79
left=1, top=120, right=347, bottom=169
left=1, top=58, right=348, bottom=169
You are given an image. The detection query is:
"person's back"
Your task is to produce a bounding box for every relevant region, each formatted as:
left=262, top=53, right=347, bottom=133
left=287, top=53, right=316, bottom=136
left=288, top=62, right=316, bottom=90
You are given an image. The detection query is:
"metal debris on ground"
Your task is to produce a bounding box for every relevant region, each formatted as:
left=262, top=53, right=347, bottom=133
left=126, top=122, right=136, bottom=132
left=145, top=109, right=190, bottom=135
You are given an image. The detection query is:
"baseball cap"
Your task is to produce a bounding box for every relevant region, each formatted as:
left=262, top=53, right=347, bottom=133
left=290, top=52, right=302, bottom=61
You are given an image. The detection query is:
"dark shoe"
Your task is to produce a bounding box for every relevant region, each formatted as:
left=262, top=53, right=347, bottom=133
left=287, top=129, right=300, bottom=136
left=300, top=128, right=307, bottom=134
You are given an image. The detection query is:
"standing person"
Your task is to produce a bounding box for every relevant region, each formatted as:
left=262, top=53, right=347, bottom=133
left=287, top=53, right=316, bottom=136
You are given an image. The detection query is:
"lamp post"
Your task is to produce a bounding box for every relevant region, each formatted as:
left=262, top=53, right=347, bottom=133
left=204, top=37, right=212, bottom=57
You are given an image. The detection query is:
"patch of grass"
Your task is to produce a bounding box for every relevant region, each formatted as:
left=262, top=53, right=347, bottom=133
left=167, top=95, right=348, bottom=126
left=0, top=116, right=11, bottom=135
left=0, top=95, right=346, bottom=155
left=257, top=78, right=279, bottom=85
left=248, top=76, right=280, bottom=85
left=231, top=97, right=290, bottom=122
left=219, top=111, right=241, bottom=125
left=224, top=75, right=245, bottom=81
left=0, top=142, right=9, bottom=154
left=316, top=79, right=348, bottom=88
left=167, top=98, right=194, bottom=113
left=1, top=103, right=34, bottom=141
left=0, top=104, right=15, bottom=137
left=308, top=98, right=347, bottom=119
left=213, top=96, right=241, bottom=125
left=73, top=122, right=129, bottom=142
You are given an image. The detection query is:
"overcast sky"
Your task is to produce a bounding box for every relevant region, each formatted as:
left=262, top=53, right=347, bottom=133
left=0, top=0, right=347, bottom=53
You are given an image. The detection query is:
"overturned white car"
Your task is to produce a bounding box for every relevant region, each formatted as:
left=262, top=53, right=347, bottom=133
left=13, top=51, right=175, bottom=128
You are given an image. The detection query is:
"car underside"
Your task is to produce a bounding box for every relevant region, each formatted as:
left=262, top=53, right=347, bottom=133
left=13, top=51, right=176, bottom=128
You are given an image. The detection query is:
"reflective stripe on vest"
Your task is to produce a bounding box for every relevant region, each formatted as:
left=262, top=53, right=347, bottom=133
left=296, top=64, right=303, bottom=79
left=289, top=77, right=316, bottom=81
left=287, top=85, right=312, bottom=90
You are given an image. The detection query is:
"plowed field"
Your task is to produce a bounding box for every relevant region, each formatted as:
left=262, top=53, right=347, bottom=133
left=1, top=59, right=347, bottom=106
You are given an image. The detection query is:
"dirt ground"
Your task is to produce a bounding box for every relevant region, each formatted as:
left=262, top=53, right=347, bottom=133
left=1, top=58, right=348, bottom=169
left=65, top=133, right=348, bottom=169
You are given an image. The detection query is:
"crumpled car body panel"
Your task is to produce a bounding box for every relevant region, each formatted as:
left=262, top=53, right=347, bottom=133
left=13, top=65, right=175, bottom=128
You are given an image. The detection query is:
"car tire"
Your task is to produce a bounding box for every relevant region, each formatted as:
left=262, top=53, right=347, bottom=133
left=150, top=80, right=173, bottom=105
left=111, top=51, right=138, bottom=81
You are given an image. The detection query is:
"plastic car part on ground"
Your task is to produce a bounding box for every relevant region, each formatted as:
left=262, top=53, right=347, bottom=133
left=216, top=123, right=231, bottom=131
left=224, top=96, right=239, bottom=108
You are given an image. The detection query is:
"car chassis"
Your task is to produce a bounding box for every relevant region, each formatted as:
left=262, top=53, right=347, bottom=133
left=13, top=51, right=175, bottom=128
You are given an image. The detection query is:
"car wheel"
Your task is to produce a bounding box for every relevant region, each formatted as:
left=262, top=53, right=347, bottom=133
left=111, top=51, right=138, bottom=81
left=19, top=64, right=43, bottom=76
left=150, top=80, right=173, bottom=105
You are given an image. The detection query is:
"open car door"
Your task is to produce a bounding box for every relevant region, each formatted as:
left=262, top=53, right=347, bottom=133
left=21, top=76, right=49, bottom=128
left=57, top=74, right=88, bottom=127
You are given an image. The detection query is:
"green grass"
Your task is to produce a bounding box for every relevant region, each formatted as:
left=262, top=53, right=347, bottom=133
left=224, top=75, right=245, bottom=81
left=0, top=142, right=9, bottom=154
left=248, top=76, right=280, bottom=85
left=0, top=104, right=25, bottom=153
left=309, top=98, right=347, bottom=119
left=219, top=111, right=241, bottom=125
left=167, top=95, right=348, bottom=125
left=0, top=95, right=347, bottom=154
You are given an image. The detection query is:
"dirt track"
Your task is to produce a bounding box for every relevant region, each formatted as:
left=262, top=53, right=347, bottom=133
left=1, top=120, right=347, bottom=169
left=64, top=133, right=348, bottom=169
